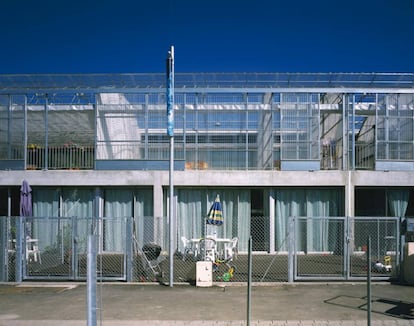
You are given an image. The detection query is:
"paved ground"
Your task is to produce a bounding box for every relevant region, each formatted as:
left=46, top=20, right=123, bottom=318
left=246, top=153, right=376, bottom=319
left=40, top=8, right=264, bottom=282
left=0, top=281, right=413, bottom=325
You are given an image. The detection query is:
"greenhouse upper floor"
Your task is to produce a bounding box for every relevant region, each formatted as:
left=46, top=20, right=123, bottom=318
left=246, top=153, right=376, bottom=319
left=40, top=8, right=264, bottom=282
left=1, top=72, right=414, bottom=171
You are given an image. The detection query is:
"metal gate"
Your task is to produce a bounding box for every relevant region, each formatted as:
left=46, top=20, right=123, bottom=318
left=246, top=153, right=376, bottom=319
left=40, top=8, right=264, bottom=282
left=21, top=216, right=129, bottom=281
left=293, top=216, right=400, bottom=281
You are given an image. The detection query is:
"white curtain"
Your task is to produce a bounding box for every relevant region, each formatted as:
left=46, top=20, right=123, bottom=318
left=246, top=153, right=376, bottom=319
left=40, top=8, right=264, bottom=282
left=275, top=188, right=343, bottom=252
left=387, top=189, right=409, bottom=248
left=176, top=188, right=251, bottom=252
left=33, top=187, right=152, bottom=254
left=33, top=188, right=94, bottom=254
left=62, top=188, right=94, bottom=252
left=104, top=188, right=152, bottom=252
left=275, top=189, right=305, bottom=251
left=133, top=189, right=153, bottom=247
left=104, top=189, right=131, bottom=252
left=388, top=189, right=409, bottom=217
left=33, top=188, right=60, bottom=250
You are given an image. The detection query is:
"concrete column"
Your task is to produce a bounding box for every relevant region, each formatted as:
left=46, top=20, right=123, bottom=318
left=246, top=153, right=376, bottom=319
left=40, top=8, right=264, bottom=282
left=345, top=171, right=354, bottom=218
left=153, top=172, right=164, bottom=245
left=269, top=190, right=275, bottom=253
left=153, top=172, right=163, bottom=219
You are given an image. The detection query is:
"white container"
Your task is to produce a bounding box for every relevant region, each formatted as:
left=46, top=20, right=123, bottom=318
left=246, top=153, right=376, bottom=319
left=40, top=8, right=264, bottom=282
left=403, top=242, right=414, bottom=284
left=196, top=261, right=213, bottom=287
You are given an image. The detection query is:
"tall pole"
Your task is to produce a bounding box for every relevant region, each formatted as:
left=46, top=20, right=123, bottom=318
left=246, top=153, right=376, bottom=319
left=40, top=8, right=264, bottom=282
left=87, top=234, right=97, bottom=326
left=167, top=46, right=175, bottom=287
left=367, top=236, right=371, bottom=326
left=247, top=236, right=252, bottom=326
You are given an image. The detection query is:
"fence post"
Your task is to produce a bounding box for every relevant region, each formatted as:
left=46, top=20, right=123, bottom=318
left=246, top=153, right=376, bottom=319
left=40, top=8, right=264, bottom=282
left=126, top=216, right=133, bottom=282
left=72, top=216, right=78, bottom=280
left=0, top=217, right=5, bottom=281
left=87, top=234, right=97, bottom=326
left=345, top=216, right=350, bottom=280
left=247, top=236, right=252, bottom=326
left=367, top=236, right=371, bottom=326
left=15, top=216, right=23, bottom=283
left=288, top=216, right=294, bottom=283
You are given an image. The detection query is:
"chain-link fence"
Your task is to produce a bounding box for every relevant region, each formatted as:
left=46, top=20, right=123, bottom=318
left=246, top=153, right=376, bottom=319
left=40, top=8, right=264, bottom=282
left=294, top=216, right=400, bottom=281
left=0, top=215, right=401, bottom=283
left=294, top=217, right=346, bottom=280
left=349, top=217, right=399, bottom=279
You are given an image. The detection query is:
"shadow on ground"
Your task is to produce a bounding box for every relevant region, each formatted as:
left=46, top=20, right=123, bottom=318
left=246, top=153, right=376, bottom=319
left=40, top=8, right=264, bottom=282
left=325, top=294, right=414, bottom=320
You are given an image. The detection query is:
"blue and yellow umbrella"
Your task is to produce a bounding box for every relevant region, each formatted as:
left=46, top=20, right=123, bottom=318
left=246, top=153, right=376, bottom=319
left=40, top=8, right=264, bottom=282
left=206, top=194, right=223, bottom=226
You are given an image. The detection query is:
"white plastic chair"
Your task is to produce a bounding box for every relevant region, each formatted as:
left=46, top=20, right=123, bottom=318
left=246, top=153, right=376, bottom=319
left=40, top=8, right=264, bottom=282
left=26, top=238, right=41, bottom=263
left=181, top=236, right=194, bottom=261
left=198, top=238, right=216, bottom=262
left=224, top=237, right=238, bottom=260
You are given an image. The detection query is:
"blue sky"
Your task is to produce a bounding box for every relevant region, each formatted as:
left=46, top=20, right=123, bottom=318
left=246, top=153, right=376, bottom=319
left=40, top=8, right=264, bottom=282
left=1, top=0, right=413, bottom=74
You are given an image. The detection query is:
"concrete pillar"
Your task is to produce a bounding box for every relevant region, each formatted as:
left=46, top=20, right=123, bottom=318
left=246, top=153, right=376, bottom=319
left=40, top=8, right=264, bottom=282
left=153, top=172, right=164, bottom=245
left=345, top=171, right=354, bottom=218
left=153, top=172, right=163, bottom=219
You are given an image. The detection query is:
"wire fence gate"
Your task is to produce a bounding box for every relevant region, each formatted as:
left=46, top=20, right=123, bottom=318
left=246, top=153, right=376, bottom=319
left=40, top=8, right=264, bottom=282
left=292, top=216, right=400, bottom=281
left=0, top=215, right=401, bottom=283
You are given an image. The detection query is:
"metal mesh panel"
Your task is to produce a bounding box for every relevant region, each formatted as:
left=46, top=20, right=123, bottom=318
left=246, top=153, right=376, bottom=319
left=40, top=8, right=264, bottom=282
left=280, top=94, right=320, bottom=161
left=133, top=216, right=167, bottom=282
left=295, top=217, right=345, bottom=279
left=1, top=216, right=15, bottom=281
left=349, top=217, right=399, bottom=278
left=376, top=94, right=414, bottom=161
left=0, top=96, right=25, bottom=160
left=24, top=217, right=72, bottom=279
left=19, top=216, right=128, bottom=281
left=172, top=216, right=288, bottom=283
left=96, top=102, right=144, bottom=160
left=2, top=215, right=401, bottom=283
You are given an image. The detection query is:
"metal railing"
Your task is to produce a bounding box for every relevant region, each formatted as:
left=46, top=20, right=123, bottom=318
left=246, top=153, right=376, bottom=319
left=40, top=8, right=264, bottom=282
left=26, top=145, right=95, bottom=170
left=293, top=216, right=400, bottom=281
left=355, top=142, right=375, bottom=170
left=0, top=215, right=401, bottom=283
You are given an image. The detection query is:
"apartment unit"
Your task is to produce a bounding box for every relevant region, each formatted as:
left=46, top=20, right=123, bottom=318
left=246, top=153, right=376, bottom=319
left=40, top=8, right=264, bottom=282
left=1, top=73, right=413, bottom=282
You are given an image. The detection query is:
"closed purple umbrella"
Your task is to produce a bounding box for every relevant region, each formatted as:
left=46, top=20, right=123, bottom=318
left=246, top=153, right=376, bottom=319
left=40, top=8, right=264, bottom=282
left=20, top=180, right=32, bottom=217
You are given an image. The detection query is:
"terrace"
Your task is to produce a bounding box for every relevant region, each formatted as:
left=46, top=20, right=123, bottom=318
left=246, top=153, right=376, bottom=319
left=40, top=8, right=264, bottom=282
left=1, top=73, right=414, bottom=171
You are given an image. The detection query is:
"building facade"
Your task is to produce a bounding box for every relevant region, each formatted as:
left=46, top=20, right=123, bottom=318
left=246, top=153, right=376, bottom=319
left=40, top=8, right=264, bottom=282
left=1, top=73, right=413, bottom=282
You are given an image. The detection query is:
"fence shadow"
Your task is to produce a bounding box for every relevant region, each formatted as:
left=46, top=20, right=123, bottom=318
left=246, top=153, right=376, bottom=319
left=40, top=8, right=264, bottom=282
left=325, top=295, right=414, bottom=320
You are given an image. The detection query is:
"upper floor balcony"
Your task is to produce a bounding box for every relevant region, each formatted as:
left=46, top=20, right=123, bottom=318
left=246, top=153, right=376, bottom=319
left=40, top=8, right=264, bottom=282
left=1, top=73, right=414, bottom=172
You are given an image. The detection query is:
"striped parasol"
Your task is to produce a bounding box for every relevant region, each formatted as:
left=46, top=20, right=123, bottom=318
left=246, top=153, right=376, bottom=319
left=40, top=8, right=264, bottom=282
left=206, top=194, right=223, bottom=226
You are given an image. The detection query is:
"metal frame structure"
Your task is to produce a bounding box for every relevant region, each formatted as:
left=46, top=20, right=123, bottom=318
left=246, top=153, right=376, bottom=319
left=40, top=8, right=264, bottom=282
left=1, top=73, right=414, bottom=172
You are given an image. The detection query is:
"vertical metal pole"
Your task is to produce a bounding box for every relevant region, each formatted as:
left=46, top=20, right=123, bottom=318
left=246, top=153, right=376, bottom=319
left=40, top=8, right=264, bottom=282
left=126, top=216, right=133, bottom=282
left=247, top=236, right=252, bottom=326
left=15, top=216, right=22, bottom=283
left=167, top=46, right=175, bottom=287
left=367, top=236, right=371, bottom=326
left=342, top=94, right=347, bottom=170
left=0, top=217, right=5, bottom=281
left=345, top=216, right=350, bottom=280
left=24, top=95, right=27, bottom=169
left=44, top=96, right=49, bottom=170
left=269, top=190, right=275, bottom=253
left=288, top=217, right=294, bottom=283
left=245, top=93, right=249, bottom=170
left=72, top=216, right=78, bottom=280
left=87, top=234, right=97, bottom=326
left=351, top=95, right=355, bottom=170
left=7, top=95, right=11, bottom=159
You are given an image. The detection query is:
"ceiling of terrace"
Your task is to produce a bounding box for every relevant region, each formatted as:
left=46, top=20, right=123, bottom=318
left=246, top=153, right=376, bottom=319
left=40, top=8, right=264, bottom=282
left=0, top=73, right=413, bottom=93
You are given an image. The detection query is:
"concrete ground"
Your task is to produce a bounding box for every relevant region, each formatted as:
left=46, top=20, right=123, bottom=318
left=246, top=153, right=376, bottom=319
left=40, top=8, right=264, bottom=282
left=0, top=281, right=413, bottom=325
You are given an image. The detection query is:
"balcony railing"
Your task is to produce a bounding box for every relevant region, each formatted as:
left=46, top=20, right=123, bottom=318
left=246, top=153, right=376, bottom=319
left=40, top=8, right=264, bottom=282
left=355, top=142, right=375, bottom=170
left=27, top=145, right=94, bottom=170
left=0, top=140, right=405, bottom=171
